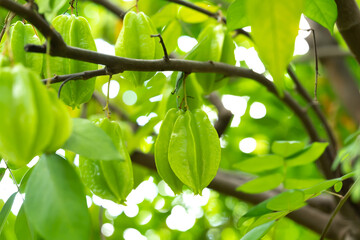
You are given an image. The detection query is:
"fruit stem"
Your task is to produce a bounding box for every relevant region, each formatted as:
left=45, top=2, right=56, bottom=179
left=103, top=75, right=112, bottom=119
left=183, top=76, right=188, bottom=111
left=182, top=73, right=190, bottom=111
left=135, top=0, right=139, bottom=13
left=4, top=161, right=24, bottom=202
left=46, top=38, right=51, bottom=87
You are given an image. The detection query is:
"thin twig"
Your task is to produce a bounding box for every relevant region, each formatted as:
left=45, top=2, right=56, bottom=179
left=151, top=34, right=169, bottom=61
left=320, top=178, right=360, bottom=239
left=87, top=0, right=125, bottom=19
left=0, top=11, right=16, bottom=42
left=103, top=75, right=112, bottom=119
left=92, top=91, right=131, bottom=122
left=165, top=0, right=337, bottom=163
left=306, top=28, right=319, bottom=102
left=166, top=0, right=225, bottom=23
left=287, top=67, right=337, bottom=157
left=4, top=161, right=24, bottom=201
left=324, top=190, right=344, bottom=199
left=1, top=0, right=336, bottom=179
left=58, top=77, right=73, bottom=99
left=183, top=73, right=188, bottom=110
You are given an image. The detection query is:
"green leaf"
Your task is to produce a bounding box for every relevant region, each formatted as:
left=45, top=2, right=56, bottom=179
left=62, top=118, right=123, bottom=161
left=271, top=141, right=305, bottom=158
left=24, top=153, right=91, bottom=240
left=266, top=190, right=306, bottom=211
left=334, top=181, right=343, bottom=192
left=304, top=0, right=337, bottom=34
left=303, top=178, right=341, bottom=195
left=19, top=168, right=33, bottom=194
left=284, top=178, right=324, bottom=189
left=0, top=192, right=16, bottom=234
left=178, top=3, right=217, bottom=23
left=227, top=0, right=249, bottom=31
left=185, top=24, right=225, bottom=92
left=246, top=0, right=303, bottom=93
left=285, top=142, right=328, bottom=167
left=242, top=199, right=273, bottom=218
left=151, top=4, right=179, bottom=28
left=236, top=173, right=283, bottom=193
left=240, top=221, right=275, bottom=240
left=0, top=168, right=5, bottom=182
left=15, top=205, right=37, bottom=240
left=234, top=155, right=283, bottom=173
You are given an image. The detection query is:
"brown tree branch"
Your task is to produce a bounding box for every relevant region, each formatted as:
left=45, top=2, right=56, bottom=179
left=306, top=19, right=360, bottom=220
left=2, top=0, right=335, bottom=183
left=207, top=92, right=233, bottom=137
left=5, top=0, right=332, bottom=178
left=0, top=1, right=351, bottom=237
left=161, top=0, right=338, bottom=176
left=42, top=68, right=108, bottom=84
left=0, top=0, right=66, bottom=50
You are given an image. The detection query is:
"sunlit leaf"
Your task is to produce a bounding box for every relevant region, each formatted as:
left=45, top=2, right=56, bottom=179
left=234, top=155, right=283, bottom=173
left=161, top=20, right=182, bottom=54
left=285, top=142, right=328, bottom=167
left=303, top=178, right=341, bottom=195
left=284, top=178, right=324, bottom=189
left=246, top=0, right=303, bottom=93
left=267, top=190, right=306, bottom=211
left=236, top=173, right=283, bottom=193
left=178, top=3, right=217, bottom=23
left=151, top=4, right=179, bottom=28
left=271, top=141, right=305, bottom=158
left=0, top=192, right=16, bottom=234
left=240, top=220, right=275, bottom=240
left=62, top=118, right=123, bottom=161
left=24, top=153, right=91, bottom=240
left=304, top=0, right=337, bottom=34
left=227, top=0, right=249, bottom=31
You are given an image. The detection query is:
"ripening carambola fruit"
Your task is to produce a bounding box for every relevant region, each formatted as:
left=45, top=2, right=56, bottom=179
left=115, top=11, right=162, bottom=86
left=155, top=109, right=184, bottom=194
left=186, top=24, right=235, bottom=94
left=0, top=21, right=43, bottom=74
left=47, top=15, right=97, bottom=109
left=79, top=118, right=134, bottom=204
left=155, top=108, right=221, bottom=195
left=0, top=65, right=54, bottom=169
left=44, top=89, right=73, bottom=153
